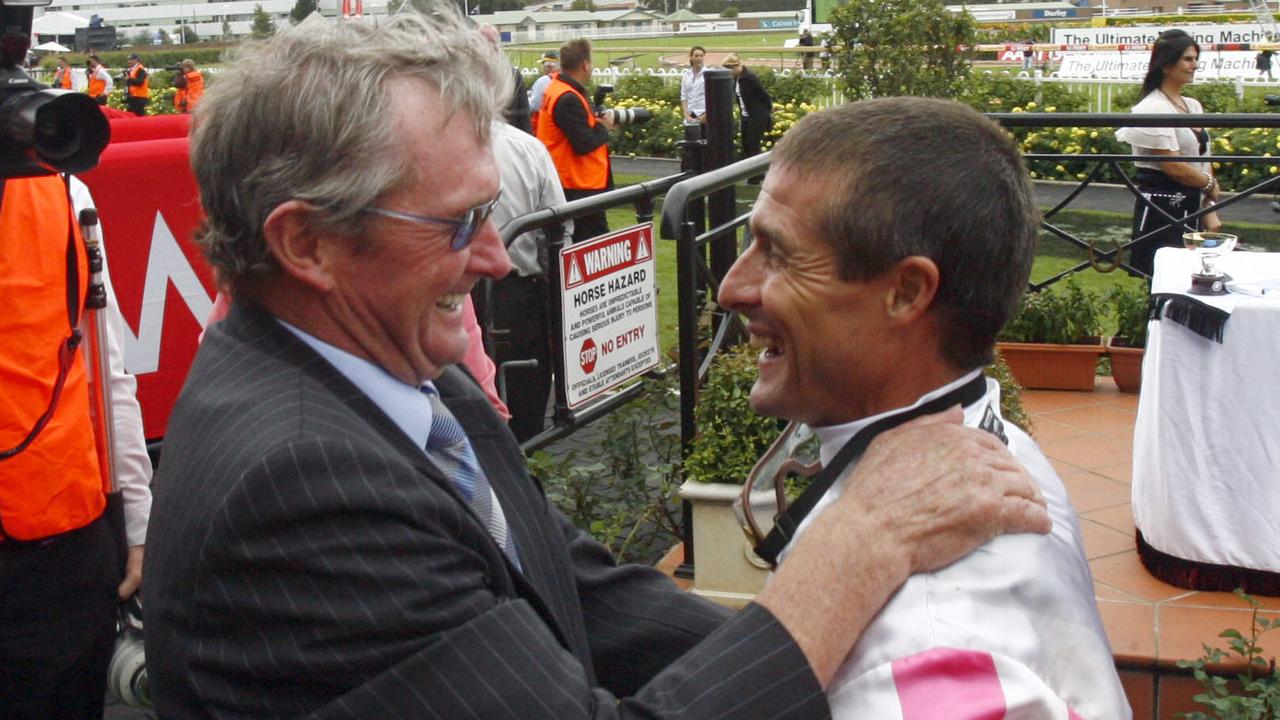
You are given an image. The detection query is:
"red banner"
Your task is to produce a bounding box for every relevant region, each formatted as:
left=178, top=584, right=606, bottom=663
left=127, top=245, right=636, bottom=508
left=80, top=120, right=214, bottom=439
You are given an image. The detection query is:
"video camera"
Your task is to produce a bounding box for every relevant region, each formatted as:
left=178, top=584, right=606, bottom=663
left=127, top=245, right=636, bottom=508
left=0, top=0, right=109, bottom=179
left=591, top=84, right=651, bottom=127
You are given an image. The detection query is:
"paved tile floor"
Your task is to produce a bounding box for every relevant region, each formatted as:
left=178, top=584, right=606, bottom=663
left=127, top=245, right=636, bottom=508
left=1004, top=378, right=1276, bottom=717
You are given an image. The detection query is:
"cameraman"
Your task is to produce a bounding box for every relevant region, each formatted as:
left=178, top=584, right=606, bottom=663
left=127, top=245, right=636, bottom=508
left=122, top=53, right=148, bottom=116
left=535, top=37, right=613, bottom=242
left=0, top=175, right=152, bottom=719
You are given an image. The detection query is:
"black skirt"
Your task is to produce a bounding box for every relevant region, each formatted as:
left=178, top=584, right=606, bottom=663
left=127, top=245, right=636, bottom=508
left=1129, top=168, right=1201, bottom=278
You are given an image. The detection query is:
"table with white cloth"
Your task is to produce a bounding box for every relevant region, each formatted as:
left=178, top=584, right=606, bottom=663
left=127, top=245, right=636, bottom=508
left=1133, top=248, right=1280, bottom=595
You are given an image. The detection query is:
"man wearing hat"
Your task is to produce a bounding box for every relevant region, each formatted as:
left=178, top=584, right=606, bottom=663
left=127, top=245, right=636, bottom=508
left=722, top=54, right=773, bottom=182
left=123, top=53, right=149, bottom=116
left=528, top=49, right=559, bottom=134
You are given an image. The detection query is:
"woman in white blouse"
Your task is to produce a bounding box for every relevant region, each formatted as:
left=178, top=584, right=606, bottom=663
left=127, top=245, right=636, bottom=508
left=1117, top=29, right=1221, bottom=278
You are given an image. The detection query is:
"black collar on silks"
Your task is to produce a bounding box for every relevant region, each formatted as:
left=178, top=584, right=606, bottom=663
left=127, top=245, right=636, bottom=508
left=753, top=372, right=1001, bottom=569
left=1149, top=293, right=1229, bottom=343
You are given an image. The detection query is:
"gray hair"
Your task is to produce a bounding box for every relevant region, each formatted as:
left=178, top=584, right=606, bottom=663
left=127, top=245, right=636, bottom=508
left=191, top=6, right=513, bottom=296
left=771, top=97, right=1040, bottom=369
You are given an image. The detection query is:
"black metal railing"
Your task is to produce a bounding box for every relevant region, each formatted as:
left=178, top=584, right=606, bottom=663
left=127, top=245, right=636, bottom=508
left=992, top=112, right=1280, bottom=287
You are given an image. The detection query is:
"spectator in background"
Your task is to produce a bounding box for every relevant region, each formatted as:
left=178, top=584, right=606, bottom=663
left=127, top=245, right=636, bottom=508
left=680, top=45, right=707, bottom=126
left=485, top=119, right=571, bottom=442
left=1022, top=37, right=1035, bottom=71
left=798, top=27, right=815, bottom=70
left=1116, top=29, right=1220, bottom=278
left=721, top=54, right=772, bottom=184
left=536, top=37, right=614, bottom=241
left=480, top=24, right=531, bottom=134
left=1257, top=49, right=1274, bottom=81
left=86, top=55, right=112, bottom=105
left=53, top=57, right=73, bottom=90
left=528, top=50, right=559, bottom=134
left=172, top=59, right=204, bottom=114
left=123, top=53, right=149, bottom=116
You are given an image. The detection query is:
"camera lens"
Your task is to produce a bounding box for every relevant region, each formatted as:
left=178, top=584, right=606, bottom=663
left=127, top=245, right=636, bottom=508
left=0, top=89, right=109, bottom=173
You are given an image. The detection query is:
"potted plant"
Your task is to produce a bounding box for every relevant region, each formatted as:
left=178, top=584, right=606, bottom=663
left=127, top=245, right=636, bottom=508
left=679, top=343, right=783, bottom=607
left=996, top=278, right=1106, bottom=391
left=1106, top=284, right=1148, bottom=394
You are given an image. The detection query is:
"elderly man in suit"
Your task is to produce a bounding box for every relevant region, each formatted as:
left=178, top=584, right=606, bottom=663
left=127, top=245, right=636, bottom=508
left=145, top=8, right=1049, bottom=717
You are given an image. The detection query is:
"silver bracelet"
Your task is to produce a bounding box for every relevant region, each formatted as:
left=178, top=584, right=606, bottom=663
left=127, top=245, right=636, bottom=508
left=1202, top=174, right=1216, bottom=193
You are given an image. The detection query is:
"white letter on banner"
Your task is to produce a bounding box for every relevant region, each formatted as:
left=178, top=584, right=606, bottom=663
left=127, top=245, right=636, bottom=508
left=120, top=212, right=214, bottom=374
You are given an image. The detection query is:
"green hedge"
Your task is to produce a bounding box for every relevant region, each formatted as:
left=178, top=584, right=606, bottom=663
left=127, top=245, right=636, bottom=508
left=40, top=46, right=227, bottom=72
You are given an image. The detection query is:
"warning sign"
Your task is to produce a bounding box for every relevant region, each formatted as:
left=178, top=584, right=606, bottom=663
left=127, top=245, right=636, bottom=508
left=560, top=223, right=660, bottom=410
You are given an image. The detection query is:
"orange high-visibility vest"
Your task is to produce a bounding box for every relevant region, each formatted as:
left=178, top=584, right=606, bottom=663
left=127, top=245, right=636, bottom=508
left=56, top=68, right=72, bottom=89
left=0, top=175, right=105, bottom=541
left=184, top=70, right=204, bottom=108
left=87, top=69, right=106, bottom=98
left=536, top=77, right=609, bottom=191
left=127, top=64, right=149, bottom=99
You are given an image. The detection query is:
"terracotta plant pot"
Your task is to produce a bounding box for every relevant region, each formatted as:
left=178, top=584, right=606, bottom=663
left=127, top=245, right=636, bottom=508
left=995, top=339, right=1105, bottom=392
left=1107, top=336, right=1145, bottom=394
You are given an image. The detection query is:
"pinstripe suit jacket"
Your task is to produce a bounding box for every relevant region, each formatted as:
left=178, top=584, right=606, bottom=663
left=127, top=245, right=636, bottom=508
left=145, top=302, right=827, bottom=719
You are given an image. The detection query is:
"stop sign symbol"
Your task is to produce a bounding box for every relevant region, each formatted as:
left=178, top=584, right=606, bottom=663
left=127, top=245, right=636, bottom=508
left=579, top=338, right=598, bottom=374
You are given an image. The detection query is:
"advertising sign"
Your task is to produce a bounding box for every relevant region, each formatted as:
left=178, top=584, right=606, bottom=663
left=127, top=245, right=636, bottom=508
left=680, top=21, right=739, bottom=33
left=559, top=224, right=660, bottom=410
left=1052, top=23, right=1273, bottom=47
left=1057, top=50, right=1261, bottom=80
left=1033, top=8, right=1076, bottom=18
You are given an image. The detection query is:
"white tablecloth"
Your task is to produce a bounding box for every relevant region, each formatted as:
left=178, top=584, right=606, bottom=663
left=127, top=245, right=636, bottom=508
left=1133, top=249, right=1280, bottom=573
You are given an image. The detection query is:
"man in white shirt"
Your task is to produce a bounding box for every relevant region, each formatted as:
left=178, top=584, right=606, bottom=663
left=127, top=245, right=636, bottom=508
left=485, top=120, right=571, bottom=441
left=528, top=50, right=559, bottom=118
left=718, top=96, right=1130, bottom=720
left=679, top=45, right=706, bottom=126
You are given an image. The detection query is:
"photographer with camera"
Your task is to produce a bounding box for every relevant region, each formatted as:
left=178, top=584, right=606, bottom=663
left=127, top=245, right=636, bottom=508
left=1, top=177, right=154, bottom=720
left=122, top=53, right=148, bottom=116
left=1, top=5, right=152, bottom=713
left=171, top=58, right=203, bottom=114
left=535, top=37, right=614, bottom=242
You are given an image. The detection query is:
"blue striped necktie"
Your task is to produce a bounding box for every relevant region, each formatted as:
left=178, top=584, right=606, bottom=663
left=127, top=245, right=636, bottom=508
left=422, top=388, right=520, bottom=568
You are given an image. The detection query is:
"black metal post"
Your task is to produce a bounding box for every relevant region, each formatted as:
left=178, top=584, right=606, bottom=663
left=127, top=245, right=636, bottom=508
left=544, top=223, right=572, bottom=429
left=679, top=123, right=709, bottom=312
left=704, top=68, right=738, bottom=290
left=674, top=215, right=701, bottom=579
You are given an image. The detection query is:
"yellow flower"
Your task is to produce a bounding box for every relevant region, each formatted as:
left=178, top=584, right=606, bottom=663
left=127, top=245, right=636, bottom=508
left=1026, top=101, right=1037, bottom=109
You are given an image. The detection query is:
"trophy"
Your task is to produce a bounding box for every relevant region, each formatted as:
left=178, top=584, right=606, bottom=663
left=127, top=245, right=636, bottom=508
left=1182, top=231, right=1238, bottom=295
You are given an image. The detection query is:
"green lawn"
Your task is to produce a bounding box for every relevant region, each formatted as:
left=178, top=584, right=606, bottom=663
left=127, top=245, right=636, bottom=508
left=508, top=32, right=800, bottom=70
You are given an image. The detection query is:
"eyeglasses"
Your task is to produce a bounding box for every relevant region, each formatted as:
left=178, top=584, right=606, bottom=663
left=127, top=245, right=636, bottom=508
left=363, top=189, right=502, bottom=251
